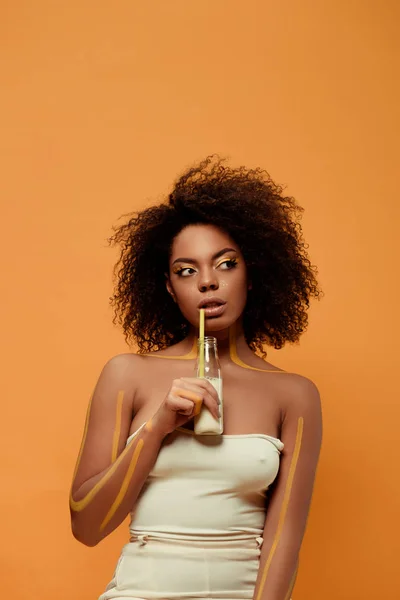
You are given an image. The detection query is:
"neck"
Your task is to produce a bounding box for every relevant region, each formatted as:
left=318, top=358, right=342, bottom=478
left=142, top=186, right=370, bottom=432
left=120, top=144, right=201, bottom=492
left=187, top=319, right=248, bottom=360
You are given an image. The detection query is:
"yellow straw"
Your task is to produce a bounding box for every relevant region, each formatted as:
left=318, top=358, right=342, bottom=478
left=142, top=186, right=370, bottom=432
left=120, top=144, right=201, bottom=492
left=199, top=308, right=205, bottom=377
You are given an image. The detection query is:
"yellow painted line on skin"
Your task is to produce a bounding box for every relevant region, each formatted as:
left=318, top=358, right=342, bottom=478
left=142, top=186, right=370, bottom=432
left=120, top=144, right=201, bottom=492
left=100, top=437, right=145, bottom=531
left=69, top=425, right=145, bottom=512
left=142, top=337, right=197, bottom=360
left=229, top=324, right=289, bottom=373
left=283, top=562, right=298, bottom=600
left=255, top=417, right=304, bottom=600
left=145, top=419, right=153, bottom=432
left=111, top=391, right=124, bottom=462
left=71, top=389, right=95, bottom=482
left=176, top=387, right=202, bottom=415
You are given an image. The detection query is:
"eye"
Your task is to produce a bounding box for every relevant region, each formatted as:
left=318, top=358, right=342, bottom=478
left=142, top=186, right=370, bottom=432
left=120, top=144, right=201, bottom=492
left=174, top=266, right=197, bottom=277
left=217, top=258, right=238, bottom=270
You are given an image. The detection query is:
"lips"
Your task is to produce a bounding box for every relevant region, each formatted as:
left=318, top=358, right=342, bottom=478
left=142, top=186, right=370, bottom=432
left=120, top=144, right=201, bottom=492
left=198, top=297, right=227, bottom=318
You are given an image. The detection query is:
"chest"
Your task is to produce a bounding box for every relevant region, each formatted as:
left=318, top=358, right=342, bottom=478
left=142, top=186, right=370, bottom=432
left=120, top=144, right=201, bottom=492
left=149, top=432, right=282, bottom=493
left=134, top=359, right=283, bottom=439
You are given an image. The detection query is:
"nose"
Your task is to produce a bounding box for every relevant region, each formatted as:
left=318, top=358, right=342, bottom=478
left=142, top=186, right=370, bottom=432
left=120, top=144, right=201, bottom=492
left=198, top=269, right=219, bottom=293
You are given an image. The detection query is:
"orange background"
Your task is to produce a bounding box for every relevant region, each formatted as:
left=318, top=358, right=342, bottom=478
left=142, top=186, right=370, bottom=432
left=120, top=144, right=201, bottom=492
left=1, top=2, right=399, bottom=599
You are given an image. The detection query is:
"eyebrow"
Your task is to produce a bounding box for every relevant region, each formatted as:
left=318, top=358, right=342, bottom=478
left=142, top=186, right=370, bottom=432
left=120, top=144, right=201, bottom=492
left=172, top=247, right=237, bottom=266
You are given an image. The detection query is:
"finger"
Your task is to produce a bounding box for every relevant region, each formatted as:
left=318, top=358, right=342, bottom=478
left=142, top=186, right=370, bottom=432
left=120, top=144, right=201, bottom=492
left=175, top=380, right=214, bottom=399
left=179, top=384, right=219, bottom=419
left=179, top=378, right=220, bottom=418
left=192, top=401, right=202, bottom=417
left=180, top=377, right=219, bottom=400
left=176, top=387, right=218, bottom=420
left=174, top=388, right=203, bottom=416
left=169, top=394, right=197, bottom=416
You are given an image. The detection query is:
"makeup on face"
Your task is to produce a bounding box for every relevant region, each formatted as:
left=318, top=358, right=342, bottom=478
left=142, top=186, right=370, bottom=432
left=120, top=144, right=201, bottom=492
left=167, top=225, right=249, bottom=332
left=171, top=248, right=239, bottom=278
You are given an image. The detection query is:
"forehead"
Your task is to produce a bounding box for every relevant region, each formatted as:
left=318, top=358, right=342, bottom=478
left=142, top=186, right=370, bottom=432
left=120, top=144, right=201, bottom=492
left=170, top=224, right=239, bottom=259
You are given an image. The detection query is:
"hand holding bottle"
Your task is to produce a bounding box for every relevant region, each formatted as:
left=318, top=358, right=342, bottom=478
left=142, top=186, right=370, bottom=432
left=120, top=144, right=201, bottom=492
left=151, top=377, right=220, bottom=438
left=194, top=336, right=224, bottom=435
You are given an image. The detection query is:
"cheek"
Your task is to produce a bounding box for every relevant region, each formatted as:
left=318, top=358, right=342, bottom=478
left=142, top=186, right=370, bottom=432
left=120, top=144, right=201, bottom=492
left=221, top=273, right=248, bottom=301
left=173, top=282, right=197, bottom=309
left=173, top=285, right=200, bottom=325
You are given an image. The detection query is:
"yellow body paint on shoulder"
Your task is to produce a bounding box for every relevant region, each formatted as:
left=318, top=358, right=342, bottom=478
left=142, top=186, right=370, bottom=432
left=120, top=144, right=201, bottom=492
left=111, top=391, right=125, bottom=462
left=69, top=422, right=145, bottom=513
left=255, top=417, right=304, bottom=600
left=229, top=324, right=288, bottom=373
left=141, top=337, right=197, bottom=360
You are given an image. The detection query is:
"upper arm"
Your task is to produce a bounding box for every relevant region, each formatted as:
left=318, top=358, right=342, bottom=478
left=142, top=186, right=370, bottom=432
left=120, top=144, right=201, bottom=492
left=70, top=354, right=137, bottom=497
left=263, top=375, right=323, bottom=550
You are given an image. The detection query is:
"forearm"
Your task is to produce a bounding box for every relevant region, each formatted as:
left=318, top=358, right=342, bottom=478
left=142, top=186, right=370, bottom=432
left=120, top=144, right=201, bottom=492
left=253, top=536, right=301, bottom=600
left=70, top=420, right=165, bottom=546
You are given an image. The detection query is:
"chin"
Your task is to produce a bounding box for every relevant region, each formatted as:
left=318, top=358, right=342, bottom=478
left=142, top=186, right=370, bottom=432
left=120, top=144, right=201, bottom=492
left=203, top=315, right=234, bottom=333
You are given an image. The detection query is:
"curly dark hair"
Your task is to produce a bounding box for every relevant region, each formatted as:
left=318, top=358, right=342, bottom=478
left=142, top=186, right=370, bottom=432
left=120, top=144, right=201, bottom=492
left=108, top=155, right=322, bottom=355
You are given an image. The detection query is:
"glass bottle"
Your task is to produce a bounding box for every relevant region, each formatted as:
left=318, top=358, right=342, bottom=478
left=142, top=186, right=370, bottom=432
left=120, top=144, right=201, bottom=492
left=194, top=336, right=224, bottom=435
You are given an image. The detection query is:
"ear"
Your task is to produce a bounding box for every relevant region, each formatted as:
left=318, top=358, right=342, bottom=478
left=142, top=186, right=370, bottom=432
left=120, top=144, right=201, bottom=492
left=165, top=275, right=177, bottom=302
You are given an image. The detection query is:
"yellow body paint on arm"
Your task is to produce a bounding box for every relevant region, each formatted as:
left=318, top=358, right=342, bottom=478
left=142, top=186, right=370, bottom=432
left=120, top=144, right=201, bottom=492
left=283, top=562, right=298, bottom=600
left=100, top=418, right=154, bottom=530
left=255, top=417, right=304, bottom=600
left=100, top=438, right=145, bottom=530
left=111, top=391, right=124, bottom=462
left=228, top=323, right=311, bottom=599
left=71, top=390, right=95, bottom=482
left=69, top=423, right=145, bottom=512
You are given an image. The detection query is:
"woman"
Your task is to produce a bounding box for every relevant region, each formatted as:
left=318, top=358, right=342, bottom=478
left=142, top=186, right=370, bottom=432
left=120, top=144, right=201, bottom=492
left=69, top=155, right=323, bottom=600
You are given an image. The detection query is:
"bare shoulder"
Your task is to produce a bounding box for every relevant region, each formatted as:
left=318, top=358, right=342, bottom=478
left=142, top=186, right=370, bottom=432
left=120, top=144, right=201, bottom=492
left=237, top=350, right=286, bottom=372
left=102, top=351, right=144, bottom=371
left=139, top=339, right=194, bottom=358
left=277, top=372, right=322, bottom=418
left=104, top=350, right=178, bottom=376
left=98, top=352, right=150, bottom=386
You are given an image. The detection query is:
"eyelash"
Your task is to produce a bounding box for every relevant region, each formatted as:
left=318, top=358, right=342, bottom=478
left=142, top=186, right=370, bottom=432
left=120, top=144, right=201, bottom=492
left=217, top=258, right=238, bottom=270
left=173, top=258, right=238, bottom=277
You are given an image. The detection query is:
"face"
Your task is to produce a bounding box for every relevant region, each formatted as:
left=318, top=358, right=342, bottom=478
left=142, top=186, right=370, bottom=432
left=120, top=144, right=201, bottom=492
left=166, top=224, right=250, bottom=332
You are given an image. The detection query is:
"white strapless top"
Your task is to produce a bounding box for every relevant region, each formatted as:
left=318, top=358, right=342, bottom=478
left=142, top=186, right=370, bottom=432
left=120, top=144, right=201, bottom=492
left=126, top=425, right=284, bottom=541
